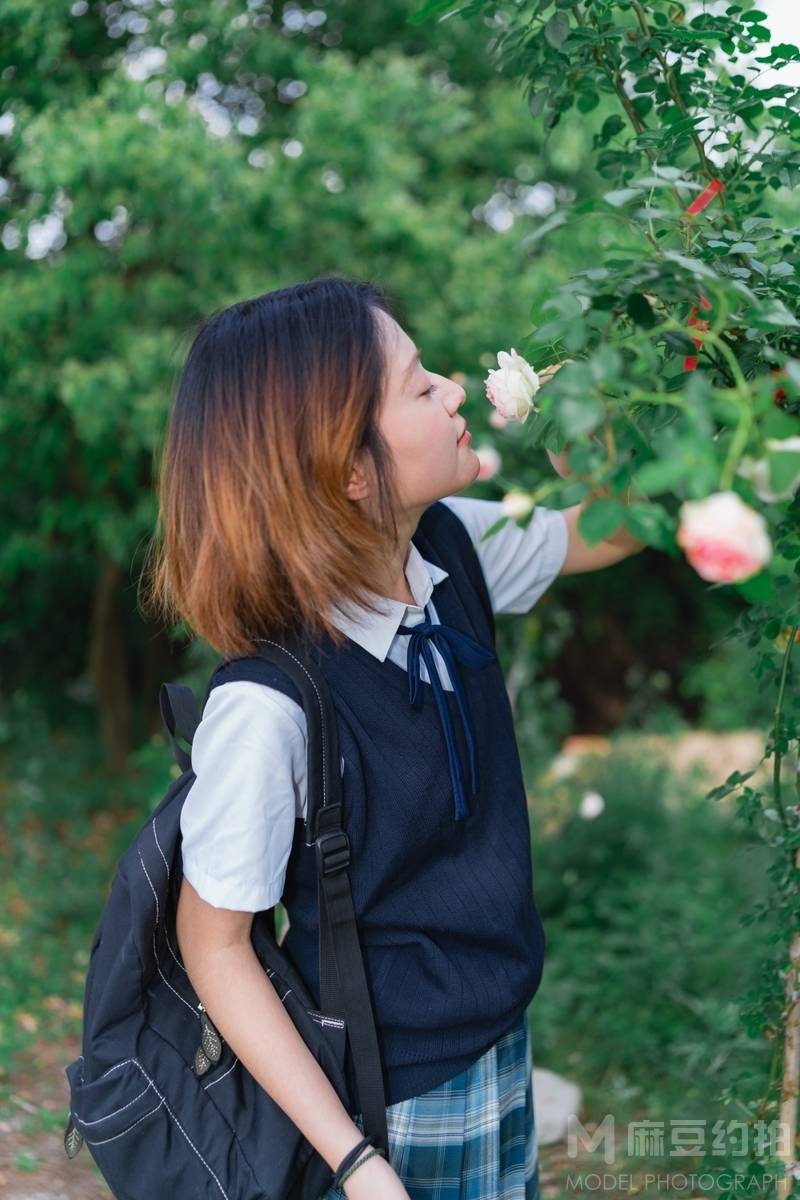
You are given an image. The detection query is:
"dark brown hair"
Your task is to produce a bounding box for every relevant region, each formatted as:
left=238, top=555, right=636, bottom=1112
left=139, top=273, right=407, bottom=660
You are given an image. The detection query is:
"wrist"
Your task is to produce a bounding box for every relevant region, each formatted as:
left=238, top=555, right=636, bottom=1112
left=324, top=1124, right=369, bottom=1173
left=340, top=1145, right=383, bottom=1191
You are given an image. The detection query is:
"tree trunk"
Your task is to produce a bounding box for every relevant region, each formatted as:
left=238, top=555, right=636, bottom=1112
left=89, top=549, right=131, bottom=770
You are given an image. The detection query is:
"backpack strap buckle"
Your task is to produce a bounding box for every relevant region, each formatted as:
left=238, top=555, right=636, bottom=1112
left=315, top=830, right=351, bottom=877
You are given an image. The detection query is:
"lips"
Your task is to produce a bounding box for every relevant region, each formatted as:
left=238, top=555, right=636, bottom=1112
left=457, top=427, right=471, bottom=445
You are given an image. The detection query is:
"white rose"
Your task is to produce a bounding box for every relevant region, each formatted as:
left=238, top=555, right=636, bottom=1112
left=735, top=436, right=800, bottom=503
left=579, top=790, right=605, bottom=820
left=501, top=490, right=535, bottom=520
left=484, top=348, right=540, bottom=423
left=676, top=490, right=772, bottom=583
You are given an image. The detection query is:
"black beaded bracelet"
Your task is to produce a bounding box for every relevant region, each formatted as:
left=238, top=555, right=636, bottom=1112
left=331, top=1135, right=374, bottom=1188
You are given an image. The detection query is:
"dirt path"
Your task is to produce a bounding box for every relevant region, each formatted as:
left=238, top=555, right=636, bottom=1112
left=0, top=1036, right=109, bottom=1200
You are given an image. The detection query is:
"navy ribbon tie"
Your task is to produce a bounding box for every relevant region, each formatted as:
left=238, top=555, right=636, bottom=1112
left=395, top=602, right=497, bottom=821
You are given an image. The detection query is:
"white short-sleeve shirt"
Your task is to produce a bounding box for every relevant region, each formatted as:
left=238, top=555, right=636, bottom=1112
left=179, top=497, right=568, bottom=912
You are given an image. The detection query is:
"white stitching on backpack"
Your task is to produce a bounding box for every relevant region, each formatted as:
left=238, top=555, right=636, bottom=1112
left=82, top=1097, right=166, bottom=1144
left=264, top=966, right=293, bottom=1006
left=202, top=1057, right=239, bottom=1089
left=99, top=1057, right=136, bottom=1077
left=82, top=1049, right=241, bottom=1103
left=133, top=1060, right=231, bottom=1198
left=74, top=1080, right=155, bottom=1124
left=83, top=1058, right=230, bottom=1198
left=138, top=848, right=198, bottom=1021
left=309, top=1012, right=346, bottom=1030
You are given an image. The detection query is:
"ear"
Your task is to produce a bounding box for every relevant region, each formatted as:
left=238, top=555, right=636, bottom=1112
left=344, top=456, right=371, bottom=503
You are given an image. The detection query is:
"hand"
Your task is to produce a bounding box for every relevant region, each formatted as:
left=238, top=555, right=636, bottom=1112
left=536, top=361, right=567, bottom=386
left=343, top=1151, right=411, bottom=1199
left=539, top=360, right=574, bottom=479
left=546, top=443, right=573, bottom=479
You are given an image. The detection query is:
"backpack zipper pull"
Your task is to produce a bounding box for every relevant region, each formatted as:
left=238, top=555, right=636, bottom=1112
left=193, top=1001, right=223, bottom=1075
left=64, top=1113, right=84, bottom=1158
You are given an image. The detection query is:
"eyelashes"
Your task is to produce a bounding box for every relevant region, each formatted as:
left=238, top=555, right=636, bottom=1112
left=422, top=382, right=439, bottom=397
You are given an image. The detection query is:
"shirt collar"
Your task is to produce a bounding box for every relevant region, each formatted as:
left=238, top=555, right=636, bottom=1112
left=330, top=540, right=449, bottom=662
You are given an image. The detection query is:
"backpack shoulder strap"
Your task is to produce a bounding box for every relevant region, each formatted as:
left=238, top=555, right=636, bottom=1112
left=203, top=638, right=341, bottom=848
left=158, top=683, right=201, bottom=772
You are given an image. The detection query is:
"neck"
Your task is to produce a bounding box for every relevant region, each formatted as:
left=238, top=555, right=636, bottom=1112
left=373, top=502, right=427, bottom=605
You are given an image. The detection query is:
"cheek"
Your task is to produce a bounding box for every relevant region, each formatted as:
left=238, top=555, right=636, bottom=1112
left=385, top=404, right=453, bottom=473
left=415, top=411, right=453, bottom=459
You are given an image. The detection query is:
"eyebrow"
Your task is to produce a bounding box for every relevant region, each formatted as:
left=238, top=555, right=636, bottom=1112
left=401, top=346, right=421, bottom=388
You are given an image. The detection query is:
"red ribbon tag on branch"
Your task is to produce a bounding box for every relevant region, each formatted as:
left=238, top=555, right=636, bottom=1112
left=682, top=178, right=724, bottom=219
left=683, top=294, right=713, bottom=371
left=681, top=179, right=724, bottom=370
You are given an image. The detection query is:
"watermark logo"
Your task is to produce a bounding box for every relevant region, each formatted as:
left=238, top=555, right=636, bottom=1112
left=563, top=1172, right=779, bottom=1193
left=563, top=1114, right=790, bottom=1191
left=566, top=1114, right=792, bottom=1162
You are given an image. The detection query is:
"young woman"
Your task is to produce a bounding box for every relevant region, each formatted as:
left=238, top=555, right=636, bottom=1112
left=143, top=273, right=644, bottom=1200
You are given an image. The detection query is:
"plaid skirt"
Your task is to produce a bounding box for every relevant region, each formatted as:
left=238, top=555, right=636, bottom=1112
left=323, top=1012, right=539, bottom=1200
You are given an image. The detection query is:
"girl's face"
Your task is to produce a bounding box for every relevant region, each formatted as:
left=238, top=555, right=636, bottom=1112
left=372, top=311, right=479, bottom=513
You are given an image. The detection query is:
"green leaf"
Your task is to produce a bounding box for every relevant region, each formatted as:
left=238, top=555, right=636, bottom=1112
left=767, top=449, right=800, bottom=495
left=519, top=209, right=570, bottom=248
left=477, top=516, right=511, bottom=544
left=603, top=188, right=642, bottom=207
left=577, top=498, right=626, bottom=545
left=626, top=292, right=656, bottom=328
left=663, top=331, right=701, bottom=356
left=663, top=251, right=721, bottom=282
left=576, top=91, right=600, bottom=113
left=734, top=571, right=774, bottom=602
left=633, top=458, right=691, bottom=496
left=762, top=409, right=800, bottom=439
left=553, top=391, right=604, bottom=438
left=541, top=292, right=585, bottom=321
left=544, top=11, right=570, bottom=49
left=564, top=318, right=589, bottom=352
left=748, top=298, right=799, bottom=328
left=408, top=0, right=463, bottom=24
left=589, top=345, right=622, bottom=381
left=621, top=502, right=674, bottom=549
left=597, top=115, right=625, bottom=146
left=528, top=90, right=548, bottom=117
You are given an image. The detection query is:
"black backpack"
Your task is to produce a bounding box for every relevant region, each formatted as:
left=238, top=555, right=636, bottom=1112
left=62, top=633, right=390, bottom=1200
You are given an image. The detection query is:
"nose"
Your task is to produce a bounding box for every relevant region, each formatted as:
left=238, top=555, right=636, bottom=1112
left=436, top=373, right=467, bottom=416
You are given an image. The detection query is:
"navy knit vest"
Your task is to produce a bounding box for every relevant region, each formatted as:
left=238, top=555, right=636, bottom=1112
left=209, top=500, right=547, bottom=1108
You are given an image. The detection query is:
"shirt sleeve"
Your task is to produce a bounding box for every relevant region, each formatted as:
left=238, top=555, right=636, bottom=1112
left=439, top=494, right=569, bottom=615
left=179, top=680, right=308, bottom=912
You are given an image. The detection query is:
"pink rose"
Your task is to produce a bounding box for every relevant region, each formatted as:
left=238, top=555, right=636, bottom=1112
left=676, top=491, right=772, bottom=583
left=475, top=445, right=502, bottom=481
